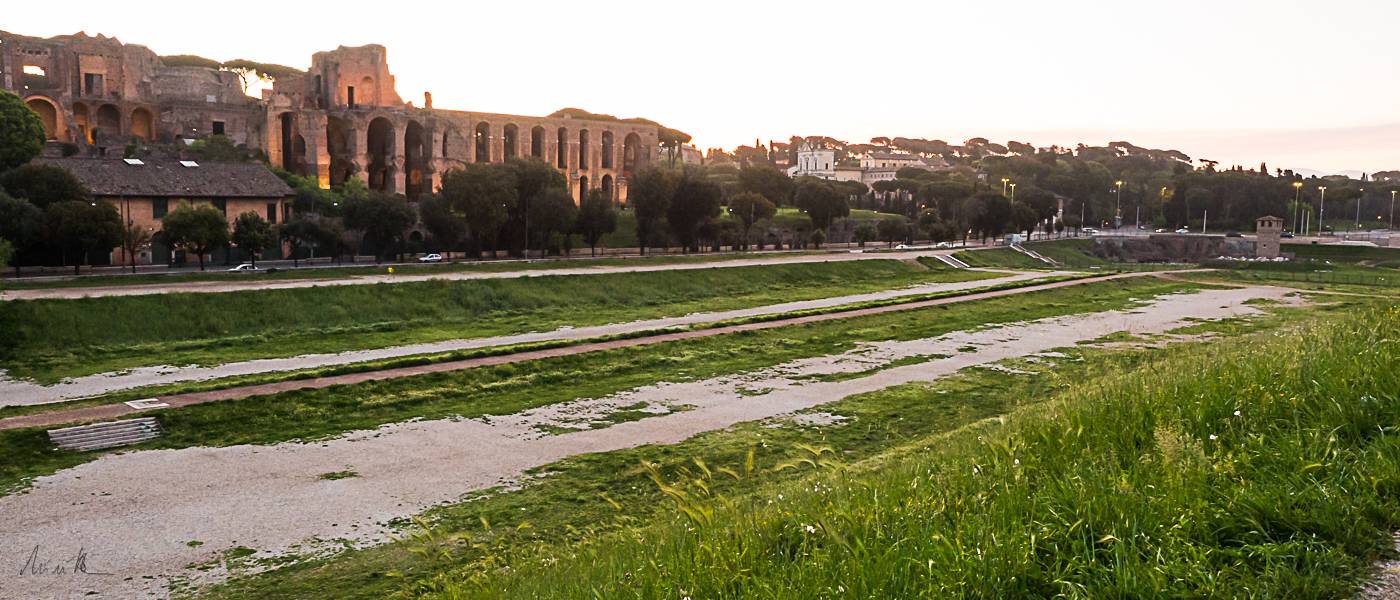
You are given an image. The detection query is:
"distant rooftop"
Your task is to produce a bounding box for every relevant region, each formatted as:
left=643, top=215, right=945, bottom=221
left=34, top=158, right=294, bottom=198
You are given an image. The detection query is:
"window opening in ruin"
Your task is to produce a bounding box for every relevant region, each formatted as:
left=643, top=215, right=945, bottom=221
left=347, top=86, right=356, bottom=108
left=83, top=73, right=104, bottom=96
left=22, top=65, right=50, bottom=90
left=213, top=121, right=225, bottom=136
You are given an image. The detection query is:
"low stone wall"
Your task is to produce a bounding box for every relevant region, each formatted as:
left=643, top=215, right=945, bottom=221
left=1092, top=234, right=1255, bottom=263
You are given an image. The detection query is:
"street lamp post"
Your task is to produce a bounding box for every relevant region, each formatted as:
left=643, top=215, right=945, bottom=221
left=1009, top=182, right=1016, bottom=201
left=1001, top=177, right=1009, bottom=196
left=1292, top=181, right=1303, bottom=234
left=1318, top=186, right=1328, bottom=236
left=1113, top=180, right=1124, bottom=229
left=1391, top=190, right=1396, bottom=231
left=1356, top=187, right=1364, bottom=230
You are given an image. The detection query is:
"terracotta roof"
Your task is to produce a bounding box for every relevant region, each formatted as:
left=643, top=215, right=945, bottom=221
left=34, top=158, right=294, bottom=199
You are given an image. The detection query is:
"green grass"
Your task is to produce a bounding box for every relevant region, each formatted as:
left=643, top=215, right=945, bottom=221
left=1286, top=242, right=1400, bottom=266
left=953, top=247, right=1051, bottom=269
left=0, top=277, right=1199, bottom=496
left=191, top=293, right=1385, bottom=599
left=0, top=260, right=1003, bottom=383
left=406, top=304, right=1400, bottom=599
left=1024, top=239, right=1111, bottom=267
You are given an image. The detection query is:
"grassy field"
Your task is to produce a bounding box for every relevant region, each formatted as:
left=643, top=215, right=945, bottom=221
left=1287, top=242, right=1400, bottom=267
left=188, top=290, right=1387, bottom=599
left=0, top=277, right=1202, bottom=496
left=953, top=247, right=1051, bottom=269
left=0, top=260, right=1001, bottom=383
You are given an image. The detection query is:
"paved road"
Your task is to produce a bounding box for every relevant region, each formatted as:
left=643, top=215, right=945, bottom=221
left=0, top=270, right=1190, bottom=432
left=0, top=249, right=974, bottom=301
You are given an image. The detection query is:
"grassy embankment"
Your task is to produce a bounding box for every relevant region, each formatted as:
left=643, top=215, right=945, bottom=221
left=2, top=277, right=1206, bottom=497
left=0, top=260, right=1000, bottom=383
left=192, top=290, right=1389, bottom=598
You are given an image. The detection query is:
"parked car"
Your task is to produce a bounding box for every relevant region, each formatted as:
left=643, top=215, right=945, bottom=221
left=1082, top=227, right=1099, bottom=234
left=894, top=244, right=910, bottom=250
left=418, top=253, right=444, bottom=263
left=227, top=263, right=259, bottom=272
left=1175, top=228, right=1190, bottom=234
left=1282, top=231, right=1295, bottom=238
left=934, top=241, right=952, bottom=249
left=1225, top=230, right=1242, bottom=238
left=1154, top=228, right=1167, bottom=233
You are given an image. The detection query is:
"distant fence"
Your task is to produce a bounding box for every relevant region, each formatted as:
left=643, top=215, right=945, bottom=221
left=1222, top=269, right=1396, bottom=287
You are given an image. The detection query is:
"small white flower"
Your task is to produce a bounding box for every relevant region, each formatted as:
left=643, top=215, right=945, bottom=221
left=1013, top=458, right=1021, bottom=466
left=804, top=524, right=816, bottom=534
left=1209, top=434, right=1218, bottom=440
left=1233, top=410, right=1241, bottom=417
left=972, top=466, right=980, bottom=475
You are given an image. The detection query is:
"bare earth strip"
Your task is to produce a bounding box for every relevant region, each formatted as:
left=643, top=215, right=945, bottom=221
left=0, top=270, right=1062, bottom=407
left=0, top=285, right=1296, bottom=599
left=0, top=250, right=965, bottom=302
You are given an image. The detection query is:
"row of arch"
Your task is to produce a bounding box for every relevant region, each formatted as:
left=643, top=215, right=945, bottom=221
left=24, top=96, right=153, bottom=143
left=277, top=112, right=645, bottom=202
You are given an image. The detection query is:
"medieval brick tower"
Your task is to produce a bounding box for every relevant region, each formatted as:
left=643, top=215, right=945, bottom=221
left=1256, top=215, right=1284, bottom=258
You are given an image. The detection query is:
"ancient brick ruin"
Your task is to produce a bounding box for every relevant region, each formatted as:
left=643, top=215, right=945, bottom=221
left=1, top=31, right=658, bottom=203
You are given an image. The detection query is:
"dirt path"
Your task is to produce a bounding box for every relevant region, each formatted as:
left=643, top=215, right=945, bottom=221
left=0, top=270, right=1060, bottom=408
left=0, top=250, right=967, bottom=302
left=0, top=285, right=1294, bottom=599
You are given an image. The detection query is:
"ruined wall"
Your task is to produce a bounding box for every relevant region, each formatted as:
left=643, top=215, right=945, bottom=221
left=1092, top=234, right=1256, bottom=263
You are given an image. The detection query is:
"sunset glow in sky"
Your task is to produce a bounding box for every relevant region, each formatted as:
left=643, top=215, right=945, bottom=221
left=10, top=0, right=1400, bottom=173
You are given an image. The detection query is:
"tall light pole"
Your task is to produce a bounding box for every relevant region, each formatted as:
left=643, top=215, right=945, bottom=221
left=1113, top=180, right=1124, bottom=229
left=1356, top=187, right=1364, bottom=230
left=1317, top=186, right=1328, bottom=236
left=1292, top=181, right=1303, bottom=234
left=1001, top=177, right=1010, bottom=196
left=1009, top=182, right=1017, bottom=200
left=1391, top=190, right=1396, bottom=230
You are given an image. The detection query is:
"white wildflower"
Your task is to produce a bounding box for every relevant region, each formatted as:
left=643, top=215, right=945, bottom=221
left=1233, top=410, right=1241, bottom=417
left=1209, top=434, right=1218, bottom=440
left=804, top=524, right=817, bottom=534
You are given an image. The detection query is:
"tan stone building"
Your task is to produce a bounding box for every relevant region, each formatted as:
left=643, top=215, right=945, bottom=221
left=3, top=31, right=659, bottom=204
left=36, top=157, right=293, bottom=265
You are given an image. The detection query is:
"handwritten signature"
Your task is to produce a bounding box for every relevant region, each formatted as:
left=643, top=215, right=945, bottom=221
left=18, top=545, right=111, bottom=576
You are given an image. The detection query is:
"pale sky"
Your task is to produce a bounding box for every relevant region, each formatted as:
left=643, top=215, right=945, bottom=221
left=10, top=0, right=1400, bottom=173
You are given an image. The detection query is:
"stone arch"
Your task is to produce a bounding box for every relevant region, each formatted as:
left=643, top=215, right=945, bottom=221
left=96, top=104, right=121, bottom=143
left=601, top=131, right=614, bottom=169
left=503, top=124, right=519, bottom=159
left=72, top=102, right=91, bottom=143
left=601, top=174, right=614, bottom=203
left=24, top=97, right=62, bottom=141
left=579, top=175, right=589, bottom=202
left=279, top=112, right=304, bottom=173
left=130, top=107, right=154, bottom=141
left=367, top=117, right=396, bottom=192
left=474, top=122, right=491, bottom=163
left=405, top=120, right=428, bottom=199
left=327, top=116, right=355, bottom=186
left=442, top=131, right=449, bottom=156
left=623, top=132, right=642, bottom=177
left=556, top=127, right=568, bottom=169
left=578, top=129, right=590, bottom=170
left=531, top=126, right=545, bottom=159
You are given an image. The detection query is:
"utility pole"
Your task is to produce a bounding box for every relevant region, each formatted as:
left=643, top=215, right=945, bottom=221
left=1356, top=187, right=1364, bottom=230
left=1202, top=209, right=1208, bottom=235
left=1292, top=181, right=1303, bottom=234
left=1113, top=180, right=1124, bottom=229
left=1391, top=190, right=1396, bottom=231
left=1317, top=186, right=1328, bottom=236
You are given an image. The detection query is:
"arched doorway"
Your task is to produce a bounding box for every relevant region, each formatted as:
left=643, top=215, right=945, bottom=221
left=130, top=107, right=154, bottom=141
left=601, top=174, right=614, bottom=204
left=359, top=76, right=376, bottom=106
left=367, top=117, right=396, bottom=192
left=578, top=175, right=589, bottom=203
left=601, top=131, right=614, bottom=169
left=24, top=98, right=61, bottom=141
left=556, top=127, right=568, bottom=169
left=279, top=113, right=304, bottom=174
left=623, top=133, right=642, bottom=178
left=404, top=120, right=428, bottom=199
left=72, top=102, right=91, bottom=143
left=96, top=104, right=121, bottom=143
left=578, top=129, right=590, bottom=169
left=327, top=116, right=354, bottom=186
left=503, top=124, right=518, bottom=159
left=531, top=126, right=545, bottom=158
left=474, top=122, right=490, bottom=163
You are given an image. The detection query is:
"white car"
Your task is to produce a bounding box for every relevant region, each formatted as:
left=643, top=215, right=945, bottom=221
left=1082, top=228, right=1098, bottom=234
left=227, top=263, right=259, bottom=272
left=934, top=241, right=952, bottom=249
left=1175, top=228, right=1190, bottom=234
left=894, top=244, right=910, bottom=250
left=418, top=253, right=444, bottom=263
